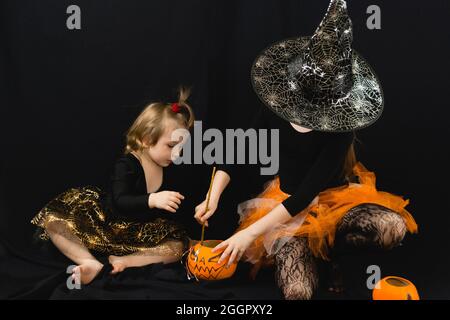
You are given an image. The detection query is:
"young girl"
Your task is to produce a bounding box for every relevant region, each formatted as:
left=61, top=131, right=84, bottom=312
left=31, top=87, right=194, bottom=285
left=195, top=0, right=418, bottom=299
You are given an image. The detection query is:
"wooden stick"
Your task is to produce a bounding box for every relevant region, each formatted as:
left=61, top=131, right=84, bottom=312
left=200, top=166, right=216, bottom=245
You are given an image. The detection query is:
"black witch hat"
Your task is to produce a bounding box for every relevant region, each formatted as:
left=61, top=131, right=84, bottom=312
left=251, top=0, right=383, bottom=132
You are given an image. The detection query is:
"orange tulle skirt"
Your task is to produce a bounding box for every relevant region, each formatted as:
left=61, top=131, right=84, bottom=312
left=235, top=162, right=418, bottom=268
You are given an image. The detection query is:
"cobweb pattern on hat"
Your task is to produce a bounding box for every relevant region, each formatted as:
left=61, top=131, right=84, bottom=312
left=251, top=0, right=383, bottom=132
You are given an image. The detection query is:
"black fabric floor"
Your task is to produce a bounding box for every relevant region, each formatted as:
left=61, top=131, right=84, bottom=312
left=3, top=236, right=446, bottom=300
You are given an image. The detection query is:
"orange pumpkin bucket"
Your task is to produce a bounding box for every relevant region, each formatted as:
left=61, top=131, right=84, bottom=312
left=187, top=166, right=238, bottom=280
left=186, top=240, right=238, bottom=281
left=372, top=276, right=420, bottom=300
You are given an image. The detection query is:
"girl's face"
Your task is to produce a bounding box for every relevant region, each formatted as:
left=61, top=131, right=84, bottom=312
left=290, top=122, right=313, bottom=133
left=143, top=119, right=188, bottom=167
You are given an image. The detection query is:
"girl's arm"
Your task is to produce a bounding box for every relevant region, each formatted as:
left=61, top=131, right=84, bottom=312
left=194, top=170, right=230, bottom=226
left=213, top=203, right=291, bottom=266
left=245, top=203, right=292, bottom=238
left=194, top=105, right=268, bottom=225
left=111, top=158, right=182, bottom=219
left=111, top=159, right=153, bottom=216
left=209, top=170, right=231, bottom=203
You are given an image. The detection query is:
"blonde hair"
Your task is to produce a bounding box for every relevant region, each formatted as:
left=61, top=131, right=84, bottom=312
left=342, top=132, right=360, bottom=182
left=124, top=87, right=194, bottom=154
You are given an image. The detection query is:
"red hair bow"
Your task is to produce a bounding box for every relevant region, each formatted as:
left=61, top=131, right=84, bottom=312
left=171, top=103, right=181, bottom=113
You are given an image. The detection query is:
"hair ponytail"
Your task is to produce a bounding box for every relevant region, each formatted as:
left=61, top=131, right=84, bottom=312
left=174, top=86, right=194, bottom=128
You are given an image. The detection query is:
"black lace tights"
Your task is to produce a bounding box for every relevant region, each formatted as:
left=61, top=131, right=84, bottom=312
left=274, top=204, right=407, bottom=300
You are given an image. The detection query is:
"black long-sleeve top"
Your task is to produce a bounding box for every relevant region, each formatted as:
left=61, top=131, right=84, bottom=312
left=103, top=153, right=170, bottom=222
left=219, top=106, right=354, bottom=216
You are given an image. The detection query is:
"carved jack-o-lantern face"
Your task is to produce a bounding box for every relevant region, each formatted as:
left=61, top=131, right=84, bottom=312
left=187, top=240, right=238, bottom=281
left=372, top=276, right=420, bottom=300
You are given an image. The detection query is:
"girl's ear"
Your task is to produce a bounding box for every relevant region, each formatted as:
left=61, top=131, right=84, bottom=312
left=141, top=135, right=151, bottom=148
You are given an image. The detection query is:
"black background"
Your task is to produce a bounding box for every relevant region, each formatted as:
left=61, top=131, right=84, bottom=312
left=1, top=0, right=449, bottom=299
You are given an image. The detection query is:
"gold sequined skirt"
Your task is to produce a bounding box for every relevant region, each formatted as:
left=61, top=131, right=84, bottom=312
left=31, top=186, right=189, bottom=257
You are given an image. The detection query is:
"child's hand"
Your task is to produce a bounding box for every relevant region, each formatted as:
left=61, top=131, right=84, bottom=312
left=148, top=191, right=184, bottom=213
left=212, top=229, right=255, bottom=267
left=194, top=199, right=218, bottom=227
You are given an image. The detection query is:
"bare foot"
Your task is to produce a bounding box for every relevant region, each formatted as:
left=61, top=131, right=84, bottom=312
left=72, top=259, right=103, bottom=285
left=109, top=255, right=127, bottom=274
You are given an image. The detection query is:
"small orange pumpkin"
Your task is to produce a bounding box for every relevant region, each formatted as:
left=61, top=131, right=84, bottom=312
left=372, top=276, right=420, bottom=300
left=187, top=240, right=238, bottom=281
